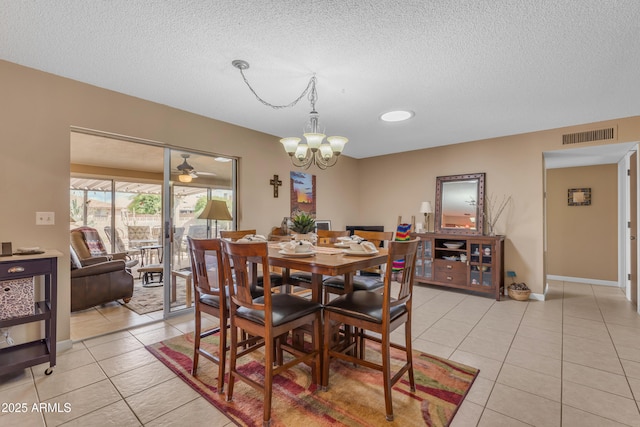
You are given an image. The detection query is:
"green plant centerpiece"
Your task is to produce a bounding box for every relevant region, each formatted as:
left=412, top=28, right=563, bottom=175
left=290, top=212, right=316, bottom=233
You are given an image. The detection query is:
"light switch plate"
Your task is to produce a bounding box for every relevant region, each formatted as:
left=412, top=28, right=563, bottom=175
left=36, top=212, right=55, bottom=225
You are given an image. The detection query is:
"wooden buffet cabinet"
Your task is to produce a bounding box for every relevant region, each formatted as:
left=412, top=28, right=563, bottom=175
left=410, top=233, right=504, bottom=300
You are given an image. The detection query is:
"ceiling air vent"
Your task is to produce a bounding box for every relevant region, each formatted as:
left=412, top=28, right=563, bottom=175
left=562, top=127, right=616, bottom=145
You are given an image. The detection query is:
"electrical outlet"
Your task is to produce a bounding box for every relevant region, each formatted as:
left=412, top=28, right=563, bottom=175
left=36, top=212, right=55, bottom=225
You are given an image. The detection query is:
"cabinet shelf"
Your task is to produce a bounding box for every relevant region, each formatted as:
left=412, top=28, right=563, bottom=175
left=436, top=247, right=466, bottom=252
left=0, top=301, right=50, bottom=327
left=0, top=340, right=52, bottom=376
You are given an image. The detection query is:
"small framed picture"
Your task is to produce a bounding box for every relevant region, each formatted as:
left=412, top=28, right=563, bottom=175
left=315, top=220, right=331, bottom=231
left=568, top=188, right=591, bottom=206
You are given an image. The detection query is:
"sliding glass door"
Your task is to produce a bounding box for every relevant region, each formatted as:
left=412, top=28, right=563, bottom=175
left=70, top=131, right=236, bottom=323
left=163, top=149, right=236, bottom=315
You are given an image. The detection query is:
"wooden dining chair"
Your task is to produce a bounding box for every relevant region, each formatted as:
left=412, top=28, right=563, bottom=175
left=221, top=229, right=283, bottom=288
left=322, top=238, right=420, bottom=421
left=316, top=229, right=350, bottom=244
left=221, top=240, right=322, bottom=427
left=187, top=237, right=229, bottom=392
left=220, top=229, right=257, bottom=241
left=322, top=229, right=394, bottom=303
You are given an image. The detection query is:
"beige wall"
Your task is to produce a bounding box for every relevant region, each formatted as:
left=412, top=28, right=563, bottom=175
left=357, top=123, right=640, bottom=297
left=546, top=165, right=618, bottom=280
left=2, top=59, right=640, bottom=345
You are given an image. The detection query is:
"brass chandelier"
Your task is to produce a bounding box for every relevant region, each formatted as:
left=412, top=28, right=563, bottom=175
left=232, top=60, right=348, bottom=170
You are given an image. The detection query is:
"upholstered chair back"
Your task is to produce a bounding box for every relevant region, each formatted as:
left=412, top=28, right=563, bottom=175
left=70, top=227, right=108, bottom=259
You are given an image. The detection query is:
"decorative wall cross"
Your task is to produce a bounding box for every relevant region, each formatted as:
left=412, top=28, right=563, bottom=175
left=270, top=174, right=283, bottom=197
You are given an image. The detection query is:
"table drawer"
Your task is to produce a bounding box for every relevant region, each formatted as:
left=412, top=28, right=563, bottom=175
left=433, top=260, right=466, bottom=284
left=0, top=259, right=52, bottom=280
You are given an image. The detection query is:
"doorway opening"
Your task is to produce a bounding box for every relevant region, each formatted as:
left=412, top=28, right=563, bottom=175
left=543, top=141, right=638, bottom=308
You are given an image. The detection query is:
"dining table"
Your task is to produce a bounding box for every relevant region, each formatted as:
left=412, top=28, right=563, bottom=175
left=265, top=243, right=389, bottom=303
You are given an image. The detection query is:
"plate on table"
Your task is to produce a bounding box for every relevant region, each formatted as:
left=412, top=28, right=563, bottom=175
left=342, top=249, right=379, bottom=257
left=443, top=242, right=464, bottom=249
left=278, top=250, right=315, bottom=258
left=334, top=242, right=352, bottom=248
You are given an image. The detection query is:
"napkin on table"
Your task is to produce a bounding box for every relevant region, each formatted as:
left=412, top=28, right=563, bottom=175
left=236, top=234, right=267, bottom=243
left=279, top=240, right=314, bottom=253
left=349, top=241, right=378, bottom=253
left=338, top=235, right=365, bottom=243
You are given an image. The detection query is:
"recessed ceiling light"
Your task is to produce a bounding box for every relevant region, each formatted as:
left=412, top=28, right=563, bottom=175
left=380, top=110, right=414, bottom=122
left=214, top=157, right=232, bottom=162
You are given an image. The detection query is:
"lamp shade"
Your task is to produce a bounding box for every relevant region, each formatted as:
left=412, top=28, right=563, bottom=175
left=303, top=133, right=325, bottom=150
left=198, top=200, right=232, bottom=221
left=178, top=173, right=192, bottom=183
left=419, top=201, right=433, bottom=214
left=327, top=136, right=348, bottom=154
left=280, top=137, right=301, bottom=154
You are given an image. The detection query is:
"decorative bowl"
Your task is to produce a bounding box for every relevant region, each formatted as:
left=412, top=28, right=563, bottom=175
left=443, top=242, right=464, bottom=249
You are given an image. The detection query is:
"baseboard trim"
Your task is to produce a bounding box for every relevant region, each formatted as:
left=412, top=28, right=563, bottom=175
left=547, top=275, right=619, bottom=287
left=530, top=292, right=545, bottom=301
left=57, top=339, right=73, bottom=353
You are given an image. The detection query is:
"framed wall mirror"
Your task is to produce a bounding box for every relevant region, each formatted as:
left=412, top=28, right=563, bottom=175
left=435, top=173, right=485, bottom=235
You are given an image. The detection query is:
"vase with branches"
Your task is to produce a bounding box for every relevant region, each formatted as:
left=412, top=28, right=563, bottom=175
left=483, top=194, right=512, bottom=236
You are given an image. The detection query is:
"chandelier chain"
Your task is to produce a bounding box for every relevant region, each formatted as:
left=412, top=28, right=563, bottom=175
left=231, top=59, right=347, bottom=169
left=238, top=67, right=317, bottom=110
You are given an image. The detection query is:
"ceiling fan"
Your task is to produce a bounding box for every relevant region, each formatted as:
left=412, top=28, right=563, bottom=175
left=175, top=154, right=216, bottom=183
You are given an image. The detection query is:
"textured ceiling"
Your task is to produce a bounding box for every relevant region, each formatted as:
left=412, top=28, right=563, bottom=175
left=2, top=1, right=639, bottom=159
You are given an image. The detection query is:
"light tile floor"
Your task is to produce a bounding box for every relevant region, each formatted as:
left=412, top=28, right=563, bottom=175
left=2, top=281, right=640, bottom=426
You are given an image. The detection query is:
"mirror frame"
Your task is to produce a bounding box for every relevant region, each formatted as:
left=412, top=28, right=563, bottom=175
left=434, top=173, right=485, bottom=235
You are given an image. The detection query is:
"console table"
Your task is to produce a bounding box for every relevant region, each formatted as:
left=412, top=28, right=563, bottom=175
left=0, top=250, right=61, bottom=375
left=410, top=233, right=504, bottom=300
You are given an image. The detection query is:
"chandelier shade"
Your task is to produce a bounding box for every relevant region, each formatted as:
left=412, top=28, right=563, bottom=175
left=280, top=137, right=301, bottom=154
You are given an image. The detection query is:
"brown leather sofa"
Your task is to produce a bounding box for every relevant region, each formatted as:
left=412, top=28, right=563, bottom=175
left=70, top=245, right=134, bottom=312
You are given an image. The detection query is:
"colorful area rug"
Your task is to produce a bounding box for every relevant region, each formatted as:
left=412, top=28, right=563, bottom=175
left=146, top=332, right=479, bottom=426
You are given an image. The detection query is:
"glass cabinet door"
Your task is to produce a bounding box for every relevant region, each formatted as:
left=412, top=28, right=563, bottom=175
left=416, top=239, right=433, bottom=279
left=469, top=242, right=493, bottom=287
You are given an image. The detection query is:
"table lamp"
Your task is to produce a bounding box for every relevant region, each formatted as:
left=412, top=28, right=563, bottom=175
left=198, top=200, right=232, bottom=238
left=419, top=201, right=433, bottom=232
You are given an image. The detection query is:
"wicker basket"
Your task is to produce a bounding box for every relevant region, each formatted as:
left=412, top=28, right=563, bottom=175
left=508, top=288, right=531, bottom=301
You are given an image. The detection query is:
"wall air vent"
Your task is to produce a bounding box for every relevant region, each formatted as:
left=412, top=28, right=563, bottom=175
left=562, top=127, right=616, bottom=145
